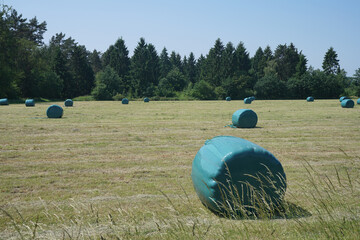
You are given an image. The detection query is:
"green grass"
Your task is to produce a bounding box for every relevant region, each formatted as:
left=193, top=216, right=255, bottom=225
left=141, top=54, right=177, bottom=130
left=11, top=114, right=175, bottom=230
left=0, top=100, right=359, bottom=239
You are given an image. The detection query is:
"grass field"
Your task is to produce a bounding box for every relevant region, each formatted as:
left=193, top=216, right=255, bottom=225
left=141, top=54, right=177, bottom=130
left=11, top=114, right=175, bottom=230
left=0, top=99, right=359, bottom=239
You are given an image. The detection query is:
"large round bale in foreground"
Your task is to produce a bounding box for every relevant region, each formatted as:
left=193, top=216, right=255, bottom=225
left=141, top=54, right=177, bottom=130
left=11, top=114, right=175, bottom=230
left=64, top=99, right=73, bottom=107
left=25, top=99, right=35, bottom=107
left=144, top=97, right=150, bottom=102
left=306, top=96, right=314, bottom=102
left=357, top=98, right=360, bottom=105
left=341, top=99, right=354, bottom=108
left=339, top=96, right=349, bottom=102
left=244, top=97, right=252, bottom=104
left=191, top=136, right=287, bottom=215
left=232, top=109, right=258, bottom=128
left=46, top=104, right=63, bottom=118
left=122, top=98, right=129, bottom=104
left=226, top=96, right=231, bottom=101
left=0, top=98, right=9, bottom=105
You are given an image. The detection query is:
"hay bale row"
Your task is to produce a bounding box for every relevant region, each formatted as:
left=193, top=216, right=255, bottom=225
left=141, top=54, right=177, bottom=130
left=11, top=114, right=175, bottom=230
left=232, top=109, right=258, bottom=128
left=46, top=105, right=63, bottom=118
left=341, top=99, right=354, bottom=108
left=0, top=98, right=9, bottom=105
left=191, top=136, right=286, bottom=215
left=306, top=96, right=314, bottom=102
left=25, top=99, right=35, bottom=107
left=64, top=99, right=73, bottom=107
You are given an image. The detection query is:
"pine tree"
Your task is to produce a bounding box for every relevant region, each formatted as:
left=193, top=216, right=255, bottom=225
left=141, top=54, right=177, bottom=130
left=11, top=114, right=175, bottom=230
left=322, top=47, right=340, bottom=75
left=159, top=47, right=171, bottom=79
left=204, top=38, right=225, bottom=87
left=233, top=42, right=251, bottom=76
left=274, top=43, right=300, bottom=81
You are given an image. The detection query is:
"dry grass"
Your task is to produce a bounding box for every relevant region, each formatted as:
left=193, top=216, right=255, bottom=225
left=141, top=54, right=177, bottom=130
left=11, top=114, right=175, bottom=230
left=0, top=99, right=359, bottom=239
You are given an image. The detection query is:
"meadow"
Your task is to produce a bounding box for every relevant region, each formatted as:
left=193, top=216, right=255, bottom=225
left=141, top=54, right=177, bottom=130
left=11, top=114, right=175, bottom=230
left=0, top=99, right=359, bottom=239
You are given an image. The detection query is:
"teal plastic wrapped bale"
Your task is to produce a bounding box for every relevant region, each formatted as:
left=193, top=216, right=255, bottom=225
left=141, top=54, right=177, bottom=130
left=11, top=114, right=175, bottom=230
left=0, top=98, right=9, bottom=105
left=191, top=136, right=286, bottom=216
left=244, top=97, right=252, bottom=104
left=122, top=98, right=129, bottom=104
left=232, top=109, right=258, bottom=128
left=25, top=99, right=35, bottom=107
left=64, top=99, right=73, bottom=107
left=339, top=96, right=349, bottom=102
left=341, top=99, right=354, bottom=108
left=226, top=96, right=231, bottom=101
left=249, top=96, right=256, bottom=101
left=47, top=105, right=63, bottom=118
left=144, top=97, right=150, bottom=102
left=357, top=98, right=360, bottom=105
left=306, top=96, right=314, bottom=102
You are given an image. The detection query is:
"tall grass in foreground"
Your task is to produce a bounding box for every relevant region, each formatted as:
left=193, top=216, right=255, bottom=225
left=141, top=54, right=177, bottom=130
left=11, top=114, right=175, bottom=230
left=1, top=162, right=359, bottom=240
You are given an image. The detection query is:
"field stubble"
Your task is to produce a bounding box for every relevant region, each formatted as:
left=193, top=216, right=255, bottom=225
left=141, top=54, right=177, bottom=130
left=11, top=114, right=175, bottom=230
left=0, top=100, right=359, bottom=239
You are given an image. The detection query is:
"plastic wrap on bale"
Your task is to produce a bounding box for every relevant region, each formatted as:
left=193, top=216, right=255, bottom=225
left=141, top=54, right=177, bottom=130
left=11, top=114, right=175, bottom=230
left=47, top=105, right=63, bottom=118
left=232, top=109, right=258, bottom=128
left=64, top=99, right=73, bottom=107
left=244, top=98, right=252, bottom=104
left=357, top=98, right=360, bottom=105
left=306, top=96, right=314, bottom=102
left=339, top=96, right=349, bottom=102
left=341, top=99, right=354, bottom=108
left=191, top=136, right=287, bottom=216
left=122, top=98, right=129, bottom=104
left=226, top=96, right=231, bottom=101
left=25, top=99, right=35, bottom=107
left=144, top=97, right=150, bottom=102
left=0, top=98, right=9, bottom=105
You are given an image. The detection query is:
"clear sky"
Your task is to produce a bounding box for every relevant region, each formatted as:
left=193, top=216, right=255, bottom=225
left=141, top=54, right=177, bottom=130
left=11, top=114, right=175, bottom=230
left=5, top=0, right=360, bottom=75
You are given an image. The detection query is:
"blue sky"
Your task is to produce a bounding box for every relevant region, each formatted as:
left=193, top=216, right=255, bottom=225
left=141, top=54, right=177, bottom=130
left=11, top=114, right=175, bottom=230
left=5, top=0, right=360, bottom=75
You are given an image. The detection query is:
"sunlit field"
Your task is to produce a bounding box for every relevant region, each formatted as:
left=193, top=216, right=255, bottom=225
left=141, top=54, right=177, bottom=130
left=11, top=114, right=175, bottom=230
left=0, top=99, right=359, bottom=239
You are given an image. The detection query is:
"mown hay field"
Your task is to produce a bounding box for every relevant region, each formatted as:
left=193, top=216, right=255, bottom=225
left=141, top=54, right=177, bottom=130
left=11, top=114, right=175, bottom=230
left=0, top=100, right=359, bottom=239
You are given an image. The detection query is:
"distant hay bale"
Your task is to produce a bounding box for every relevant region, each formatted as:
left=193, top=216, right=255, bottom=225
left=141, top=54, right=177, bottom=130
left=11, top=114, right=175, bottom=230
left=25, top=99, right=35, bottom=107
left=64, top=99, right=73, bottom=107
left=357, top=98, right=360, bottom=105
left=191, top=136, right=287, bottom=215
left=249, top=96, right=256, bottom=101
left=232, top=109, right=258, bottom=128
left=339, top=96, right=349, bottom=102
left=341, top=99, right=354, bottom=108
left=226, top=96, right=231, bottom=101
left=46, top=105, right=63, bottom=118
left=144, top=97, right=150, bottom=102
left=244, top=97, right=252, bottom=104
left=306, top=96, right=314, bottom=102
left=0, top=98, right=9, bottom=105
left=122, top=98, right=129, bottom=104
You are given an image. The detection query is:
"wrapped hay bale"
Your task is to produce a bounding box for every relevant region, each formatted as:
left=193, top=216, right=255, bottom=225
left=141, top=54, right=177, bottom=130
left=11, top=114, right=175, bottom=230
left=226, top=96, right=231, bottom=101
left=339, top=96, right=349, bottom=102
left=306, top=96, right=314, bottom=102
left=341, top=99, right=354, bottom=108
left=25, top=99, right=35, bottom=107
left=232, top=109, right=258, bottom=128
left=191, top=136, right=287, bottom=216
left=47, top=105, right=63, bottom=118
left=357, top=98, right=360, bottom=105
left=249, top=96, right=256, bottom=101
left=122, top=98, right=129, bottom=104
left=244, top=97, right=252, bottom=104
left=64, top=99, right=73, bottom=107
left=144, top=97, right=150, bottom=102
left=0, top=98, right=9, bottom=105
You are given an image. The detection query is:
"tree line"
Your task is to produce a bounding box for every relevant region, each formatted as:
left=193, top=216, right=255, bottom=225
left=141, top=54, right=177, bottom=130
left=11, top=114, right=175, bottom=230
left=1, top=6, right=360, bottom=100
